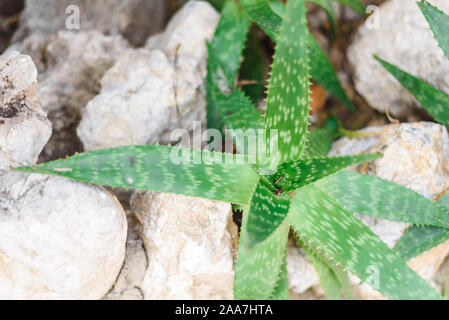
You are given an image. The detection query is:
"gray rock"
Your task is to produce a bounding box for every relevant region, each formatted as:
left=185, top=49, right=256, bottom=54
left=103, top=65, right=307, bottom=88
left=286, top=240, right=321, bottom=295
left=9, top=31, right=129, bottom=159
left=146, top=1, right=220, bottom=71
left=77, top=47, right=205, bottom=150
left=348, top=0, right=449, bottom=117
left=12, top=0, right=168, bottom=47
left=0, top=171, right=127, bottom=299
left=0, top=51, right=51, bottom=171
left=130, top=191, right=238, bottom=300
left=105, top=212, right=147, bottom=300
left=77, top=1, right=219, bottom=150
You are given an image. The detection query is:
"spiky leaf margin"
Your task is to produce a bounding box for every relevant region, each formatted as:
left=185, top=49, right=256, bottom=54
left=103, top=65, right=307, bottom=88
left=246, top=181, right=290, bottom=246
left=375, top=56, right=449, bottom=129
left=240, top=28, right=266, bottom=103
left=315, top=171, right=449, bottom=228
left=273, top=153, right=381, bottom=192
left=295, top=233, right=353, bottom=299
left=418, top=0, right=449, bottom=60
left=241, top=0, right=356, bottom=111
left=264, top=0, right=310, bottom=165
left=302, top=124, right=339, bottom=158
left=395, top=192, right=449, bottom=260
left=206, top=0, right=251, bottom=130
left=270, top=257, right=290, bottom=299
left=288, top=184, right=442, bottom=300
left=16, top=145, right=259, bottom=205
left=234, top=214, right=289, bottom=299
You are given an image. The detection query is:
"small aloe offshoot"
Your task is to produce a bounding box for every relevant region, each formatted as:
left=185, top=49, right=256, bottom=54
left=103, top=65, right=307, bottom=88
left=18, top=0, right=449, bottom=299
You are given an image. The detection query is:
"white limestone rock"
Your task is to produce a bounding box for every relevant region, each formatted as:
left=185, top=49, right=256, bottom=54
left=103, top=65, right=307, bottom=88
left=8, top=31, right=129, bottom=159
left=0, top=171, right=127, bottom=299
left=105, top=212, right=147, bottom=300
left=77, top=2, right=219, bottom=151
left=0, top=51, right=51, bottom=172
left=130, top=191, right=238, bottom=300
left=146, top=1, right=220, bottom=69
left=348, top=0, right=449, bottom=117
left=77, top=48, right=205, bottom=150
left=286, top=240, right=321, bottom=295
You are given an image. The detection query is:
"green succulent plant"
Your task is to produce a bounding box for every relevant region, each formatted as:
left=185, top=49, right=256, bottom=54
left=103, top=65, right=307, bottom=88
left=374, top=1, right=449, bottom=281
left=17, top=0, right=449, bottom=299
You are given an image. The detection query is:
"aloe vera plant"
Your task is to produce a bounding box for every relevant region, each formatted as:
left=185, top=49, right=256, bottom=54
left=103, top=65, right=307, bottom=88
left=239, top=0, right=358, bottom=111
left=374, top=1, right=449, bottom=265
left=17, top=0, right=449, bottom=300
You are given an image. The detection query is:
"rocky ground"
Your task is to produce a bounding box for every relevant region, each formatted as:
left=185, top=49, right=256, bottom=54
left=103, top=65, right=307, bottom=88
left=0, top=0, right=449, bottom=299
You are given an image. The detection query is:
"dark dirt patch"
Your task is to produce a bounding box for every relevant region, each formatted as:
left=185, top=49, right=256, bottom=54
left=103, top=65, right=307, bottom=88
left=0, top=98, right=20, bottom=118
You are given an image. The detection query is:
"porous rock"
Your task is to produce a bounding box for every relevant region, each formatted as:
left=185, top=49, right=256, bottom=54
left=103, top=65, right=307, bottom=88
left=348, top=0, right=449, bottom=117
left=0, top=171, right=127, bottom=299
left=286, top=240, right=321, bottom=296
left=0, top=50, right=51, bottom=171
left=77, top=48, right=204, bottom=150
left=9, top=31, right=129, bottom=159
left=12, top=0, right=168, bottom=47
left=77, top=1, right=219, bottom=150
left=146, top=1, right=220, bottom=68
left=105, top=212, right=147, bottom=300
left=130, top=191, right=238, bottom=300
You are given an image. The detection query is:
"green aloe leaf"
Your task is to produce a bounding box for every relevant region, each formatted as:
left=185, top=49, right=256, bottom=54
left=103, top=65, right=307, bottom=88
left=214, top=86, right=264, bottom=133
left=394, top=226, right=449, bottom=261
left=207, top=47, right=263, bottom=131
left=315, top=171, right=449, bottom=228
left=264, top=0, right=310, bottom=165
left=209, top=0, right=251, bottom=85
left=269, top=0, right=285, bottom=16
left=418, top=0, right=449, bottom=59
left=307, top=35, right=356, bottom=111
left=273, top=153, right=381, bottom=192
left=15, top=145, right=259, bottom=205
left=297, top=233, right=353, bottom=299
left=310, top=0, right=337, bottom=40
left=206, top=0, right=251, bottom=130
left=240, top=0, right=282, bottom=38
left=207, top=50, right=265, bottom=156
left=240, top=0, right=356, bottom=111
left=207, top=0, right=226, bottom=11
left=302, top=121, right=339, bottom=157
left=334, top=0, right=364, bottom=15
left=395, top=192, right=449, bottom=260
left=288, top=184, right=442, bottom=299
left=234, top=213, right=289, bottom=299
left=304, top=246, right=345, bottom=299
left=240, top=28, right=266, bottom=103
left=246, top=181, right=290, bottom=246
left=375, top=56, right=449, bottom=129
left=206, top=49, right=226, bottom=131
left=270, top=257, right=290, bottom=299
